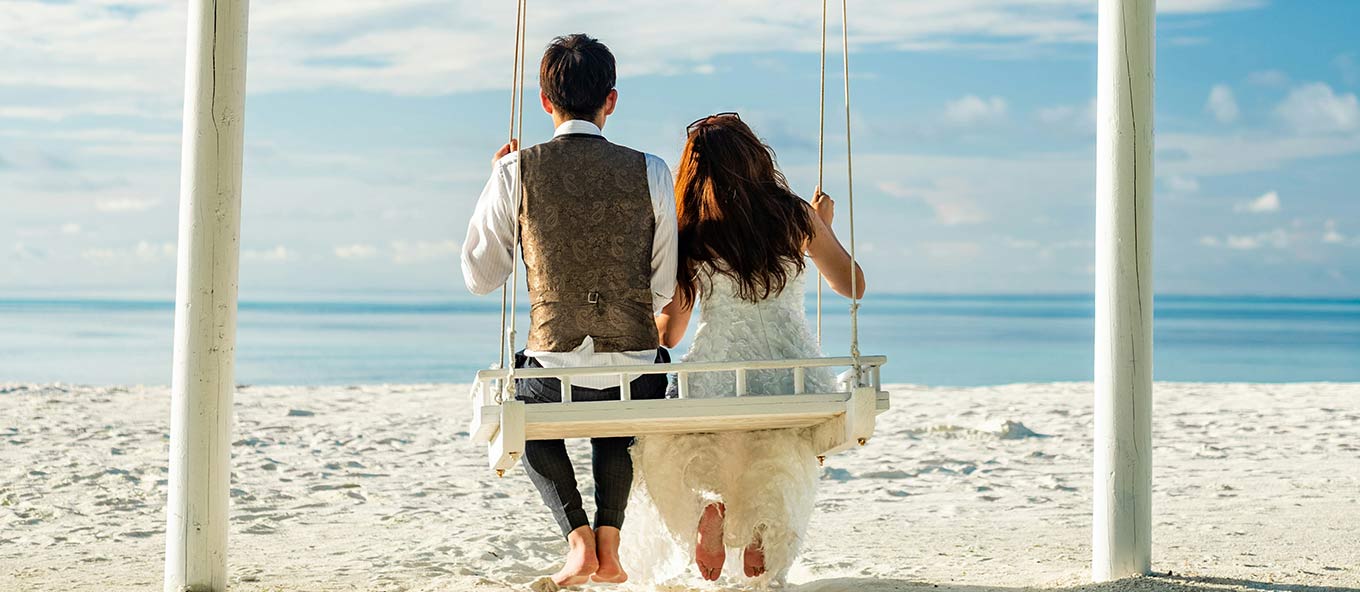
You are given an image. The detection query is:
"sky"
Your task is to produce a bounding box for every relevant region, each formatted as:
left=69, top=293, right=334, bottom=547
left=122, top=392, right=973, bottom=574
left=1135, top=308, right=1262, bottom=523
left=2, top=0, right=1358, bottom=298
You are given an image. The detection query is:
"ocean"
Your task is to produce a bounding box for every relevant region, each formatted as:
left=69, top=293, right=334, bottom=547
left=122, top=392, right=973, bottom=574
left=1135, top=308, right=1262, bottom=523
left=1, top=293, right=1356, bottom=386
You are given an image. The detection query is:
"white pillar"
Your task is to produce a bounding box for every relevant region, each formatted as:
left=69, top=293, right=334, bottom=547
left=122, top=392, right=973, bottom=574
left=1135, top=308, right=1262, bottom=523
left=1094, top=0, right=1154, bottom=582
left=164, top=0, right=249, bottom=590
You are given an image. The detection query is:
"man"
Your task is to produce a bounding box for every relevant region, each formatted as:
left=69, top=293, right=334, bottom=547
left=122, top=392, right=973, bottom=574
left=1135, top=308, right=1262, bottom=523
left=460, top=34, right=677, bottom=586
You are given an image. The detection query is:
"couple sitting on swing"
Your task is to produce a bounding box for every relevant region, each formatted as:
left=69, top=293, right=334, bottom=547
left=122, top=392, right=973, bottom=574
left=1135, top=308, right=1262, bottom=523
left=461, top=33, right=866, bottom=587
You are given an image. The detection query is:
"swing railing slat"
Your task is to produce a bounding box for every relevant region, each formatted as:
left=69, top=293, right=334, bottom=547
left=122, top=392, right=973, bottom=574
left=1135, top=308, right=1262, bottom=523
left=476, top=355, right=887, bottom=383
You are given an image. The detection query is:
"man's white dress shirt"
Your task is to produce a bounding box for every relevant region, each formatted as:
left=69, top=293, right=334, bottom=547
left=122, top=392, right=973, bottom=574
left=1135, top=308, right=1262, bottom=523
left=461, top=120, right=677, bottom=389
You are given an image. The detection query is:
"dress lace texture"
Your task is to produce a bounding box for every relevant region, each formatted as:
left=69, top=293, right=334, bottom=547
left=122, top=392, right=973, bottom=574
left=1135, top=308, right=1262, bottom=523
left=626, top=263, right=831, bottom=585
left=680, top=263, right=834, bottom=396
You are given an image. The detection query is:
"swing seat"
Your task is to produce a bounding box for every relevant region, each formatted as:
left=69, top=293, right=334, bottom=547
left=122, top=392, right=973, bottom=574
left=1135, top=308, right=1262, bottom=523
left=469, top=355, right=888, bottom=474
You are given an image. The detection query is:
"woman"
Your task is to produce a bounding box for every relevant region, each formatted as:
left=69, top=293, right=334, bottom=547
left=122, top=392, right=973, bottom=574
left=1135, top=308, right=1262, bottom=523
left=631, top=113, right=866, bottom=585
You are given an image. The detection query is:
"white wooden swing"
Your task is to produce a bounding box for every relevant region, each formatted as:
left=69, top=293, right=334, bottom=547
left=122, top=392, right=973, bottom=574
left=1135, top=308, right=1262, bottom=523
left=167, top=0, right=1158, bottom=586
left=469, top=0, right=889, bottom=476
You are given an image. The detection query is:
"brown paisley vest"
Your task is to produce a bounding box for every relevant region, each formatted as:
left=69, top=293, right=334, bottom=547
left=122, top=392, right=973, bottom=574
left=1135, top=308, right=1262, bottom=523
left=518, top=133, right=659, bottom=353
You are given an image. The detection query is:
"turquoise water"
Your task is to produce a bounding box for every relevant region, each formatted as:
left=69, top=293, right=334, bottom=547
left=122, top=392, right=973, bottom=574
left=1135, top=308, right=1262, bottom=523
left=0, top=294, right=1356, bottom=386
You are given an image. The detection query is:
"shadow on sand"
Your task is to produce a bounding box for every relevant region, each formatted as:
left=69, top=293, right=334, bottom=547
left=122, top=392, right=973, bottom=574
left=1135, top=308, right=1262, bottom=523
left=785, top=575, right=1358, bottom=592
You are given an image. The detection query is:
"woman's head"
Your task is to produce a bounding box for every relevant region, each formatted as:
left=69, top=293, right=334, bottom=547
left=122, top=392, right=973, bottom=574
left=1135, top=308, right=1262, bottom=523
left=674, top=114, right=816, bottom=305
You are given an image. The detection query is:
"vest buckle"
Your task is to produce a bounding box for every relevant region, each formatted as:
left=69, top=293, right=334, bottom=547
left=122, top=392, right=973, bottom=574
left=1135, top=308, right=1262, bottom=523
left=587, top=291, right=600, bottom=304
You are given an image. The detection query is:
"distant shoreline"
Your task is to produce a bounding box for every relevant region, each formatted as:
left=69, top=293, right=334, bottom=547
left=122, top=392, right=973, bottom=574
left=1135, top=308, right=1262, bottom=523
left=4, top=295, right=1358, bottom=386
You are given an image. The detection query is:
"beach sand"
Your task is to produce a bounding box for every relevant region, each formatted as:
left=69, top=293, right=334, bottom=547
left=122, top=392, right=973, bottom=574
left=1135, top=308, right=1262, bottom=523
left=2, top=382, right=1357, bottom=591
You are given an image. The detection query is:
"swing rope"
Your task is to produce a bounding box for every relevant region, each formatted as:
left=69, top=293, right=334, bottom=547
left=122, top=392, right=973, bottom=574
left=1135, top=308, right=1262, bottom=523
left=815, top=0, right=862, bottom=367
left=839, top=0, right=862, bottom=365
left=497, top=0, right=528, bottom=401
left=497, top=0, right=524, bottom=373
left=815, top=0, right=827, bottom=348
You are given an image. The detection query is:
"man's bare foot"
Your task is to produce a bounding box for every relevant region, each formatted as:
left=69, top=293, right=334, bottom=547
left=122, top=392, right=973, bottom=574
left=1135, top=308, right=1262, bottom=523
left=552, top=526, right=599, bottom=587
left=743, top=535, right=766, bottom=577
left=591, top=526, right=628, bottom=584
left=695, top=502, right=726, bottom=581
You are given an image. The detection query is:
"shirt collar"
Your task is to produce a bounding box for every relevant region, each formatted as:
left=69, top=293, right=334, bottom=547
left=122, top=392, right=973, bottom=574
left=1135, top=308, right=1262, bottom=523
left=553, top=120, right=604, bottom=137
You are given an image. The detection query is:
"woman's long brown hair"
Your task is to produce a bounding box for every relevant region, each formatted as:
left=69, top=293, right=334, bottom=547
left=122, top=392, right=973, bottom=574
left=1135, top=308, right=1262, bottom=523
left=674, top=115, right=816, bottom=306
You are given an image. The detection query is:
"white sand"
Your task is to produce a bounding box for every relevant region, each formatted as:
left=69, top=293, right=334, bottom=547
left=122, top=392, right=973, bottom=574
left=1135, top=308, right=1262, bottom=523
left=2, top=382, right=1357, bottom=591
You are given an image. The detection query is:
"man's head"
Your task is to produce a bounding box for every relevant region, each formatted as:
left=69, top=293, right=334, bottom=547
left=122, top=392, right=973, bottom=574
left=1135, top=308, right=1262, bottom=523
left=539, top=34, right=618, bottom=127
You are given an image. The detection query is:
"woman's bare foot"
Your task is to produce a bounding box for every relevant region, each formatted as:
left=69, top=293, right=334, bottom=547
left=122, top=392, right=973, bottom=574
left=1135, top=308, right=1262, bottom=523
left=553, top=526, right=599, bottom=587
left=743, top=536, right=766, bottom=577
left=695, top=502, right=726, bottom=581
left=591, top=526, right=628, bottom=584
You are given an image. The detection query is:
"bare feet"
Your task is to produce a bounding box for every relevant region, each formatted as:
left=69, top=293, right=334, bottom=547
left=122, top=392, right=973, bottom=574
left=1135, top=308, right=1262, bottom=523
left=552, top=526, right=599, bottom=587
left=743, top=535, right=766, bottom=577
left=695, top=502, right=726, bottom=581
left=591, top=526, right=629, bottom=584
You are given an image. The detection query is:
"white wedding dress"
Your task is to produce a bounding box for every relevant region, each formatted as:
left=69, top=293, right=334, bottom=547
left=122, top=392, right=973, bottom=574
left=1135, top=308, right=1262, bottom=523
left=626, top=262, right=833, bottom=585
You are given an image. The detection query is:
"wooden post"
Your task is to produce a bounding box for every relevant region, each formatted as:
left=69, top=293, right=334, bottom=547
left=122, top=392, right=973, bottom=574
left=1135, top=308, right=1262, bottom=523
left=1094, top=0, right=1154, bottom=582
left=164, top=0, right=249, bottom=590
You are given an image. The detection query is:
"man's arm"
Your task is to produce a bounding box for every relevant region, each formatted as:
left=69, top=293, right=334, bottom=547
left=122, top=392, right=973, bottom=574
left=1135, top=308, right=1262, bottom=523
left=647, top=154, right=678, bottom=314
left=460, top=155, right=518, bottom=295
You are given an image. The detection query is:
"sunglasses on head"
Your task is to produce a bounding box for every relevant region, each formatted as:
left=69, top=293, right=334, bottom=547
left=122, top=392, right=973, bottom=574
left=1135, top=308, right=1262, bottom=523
left=687, top=112, right=741, bottom=135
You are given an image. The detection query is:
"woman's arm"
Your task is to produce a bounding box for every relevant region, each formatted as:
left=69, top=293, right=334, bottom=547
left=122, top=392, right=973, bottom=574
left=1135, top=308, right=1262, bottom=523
left=655, top=295, right=695, bottom=349
left=806, top=190, right=867, bottom=299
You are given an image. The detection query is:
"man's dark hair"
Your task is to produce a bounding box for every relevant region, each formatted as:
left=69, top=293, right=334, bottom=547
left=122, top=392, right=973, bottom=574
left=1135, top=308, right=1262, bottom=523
left=539, top=34, right=616, bottom=121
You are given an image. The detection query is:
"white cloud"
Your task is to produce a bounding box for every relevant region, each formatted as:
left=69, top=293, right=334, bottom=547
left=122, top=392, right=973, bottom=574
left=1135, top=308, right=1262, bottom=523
left=134, top=241, right=176, bottom=261
left=1234, top=190, right=1280, bottom=214
left=879, top=180, right=989, bottom=225
left=0, top=106, right=67, bottom=121
left=1036, top=99, right=1096, bottom=132
left=82, top=241, right=176, bottom=263
left=1323, top=219, right=1346, bottom=244
left=1159, top=130, right=1360, bottom=177
left=95, top=197, right=160, bottom=212
left=827, top=151, right=1088, bottom=240
left=1202, top=228, right=1291, bottom=251
left=0, top=127, right=178, bottom=145
left=921, top=241, right=983, bottom=261
left=1000, top=236, right=1091, bottom=260
left=1247, top=69, right=1289, bottom=87
left=1275, top=83, right=1360, bottom=134
left=1158, top=0, right=1265, bottom=13
left=80, top=248, right=117, bottom=262
left=12, top=242, right=46, bottom=260
left=1206, top=84, right=1239, bottom=123
left=334, top=243, right=379, bottom=260
left=0, top=1, right=1265, bottom=102
left=1038, top=102, right=1085, bottom=124
left=390, top=240, right=458, bottom=264
left=1037, top=105, right=1075, bottom=124
left=944, top=95, right=1008, bottom=125
left=1165, top=175, right=1200, bottom=193
left=0, top=103, right=175, bottom=122
left=1319, top=220, right=1360, bottom=247
left=60, top=223, right=82, bottom=235
left=243, top=245, right=296, bottom=262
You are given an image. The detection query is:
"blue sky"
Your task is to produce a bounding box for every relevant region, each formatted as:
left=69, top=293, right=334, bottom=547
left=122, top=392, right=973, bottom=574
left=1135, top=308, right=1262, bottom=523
left=2, top=0, right=1358, bottom=298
